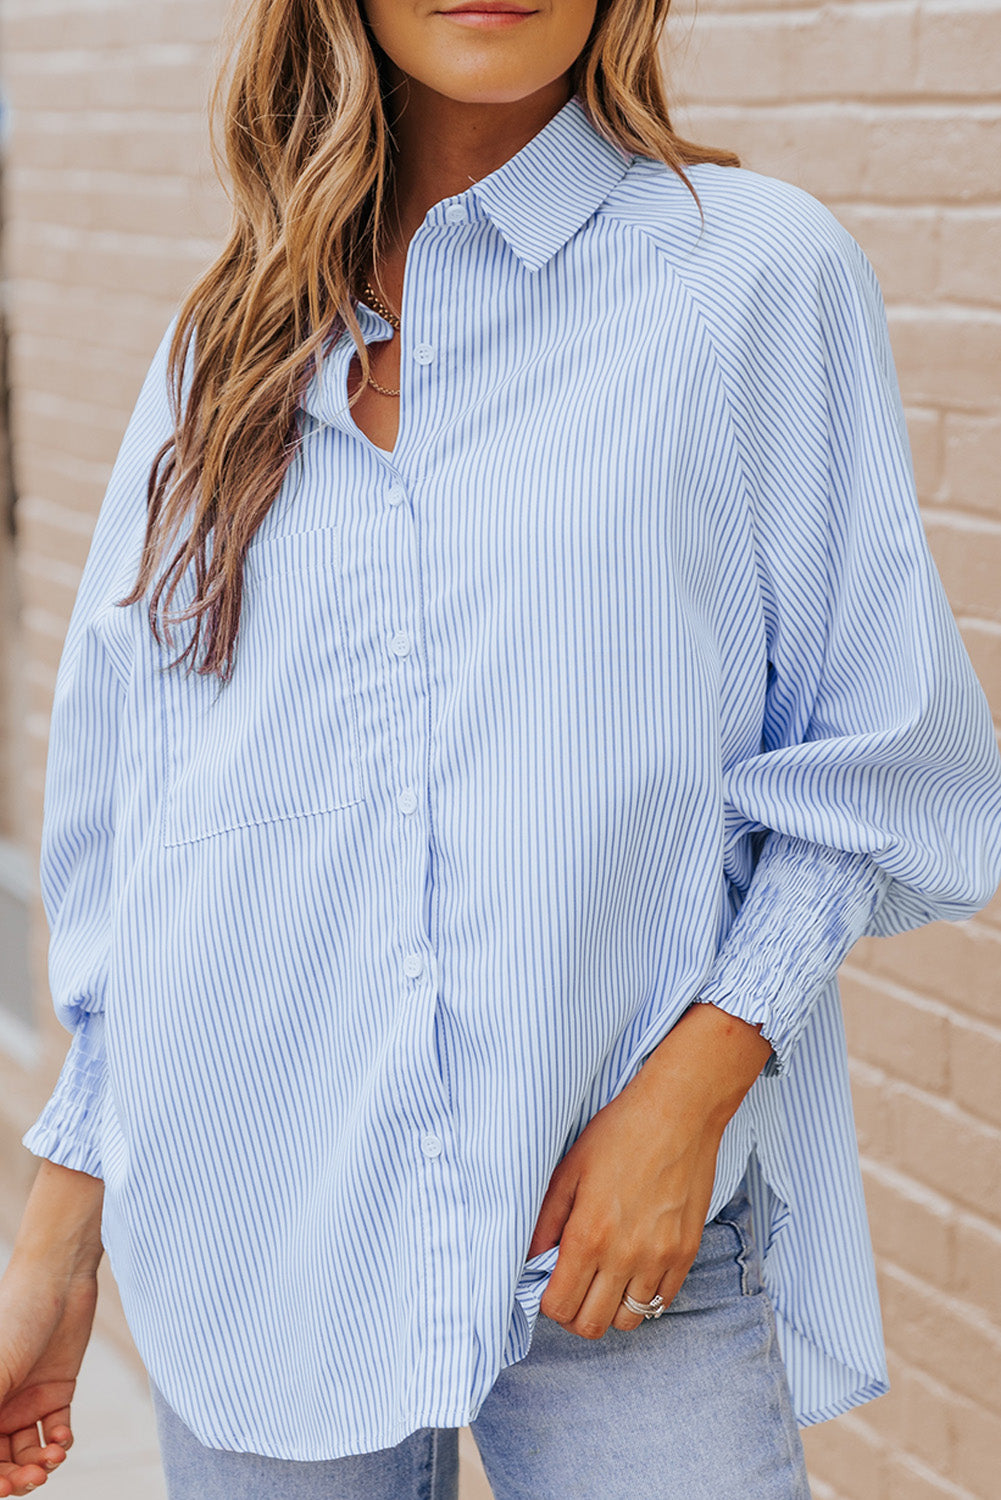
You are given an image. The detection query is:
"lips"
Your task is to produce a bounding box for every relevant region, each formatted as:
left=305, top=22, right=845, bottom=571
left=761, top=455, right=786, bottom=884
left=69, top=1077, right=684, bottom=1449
left=442, top=3, right=536, bottom=11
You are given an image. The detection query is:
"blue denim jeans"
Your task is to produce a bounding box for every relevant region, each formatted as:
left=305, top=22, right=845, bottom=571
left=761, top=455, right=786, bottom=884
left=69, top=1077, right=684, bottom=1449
left=149, top=1177, right=811, bottom=1498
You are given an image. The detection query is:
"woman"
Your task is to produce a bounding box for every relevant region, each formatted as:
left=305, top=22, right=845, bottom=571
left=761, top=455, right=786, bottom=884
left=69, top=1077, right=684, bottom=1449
left=2, top=0, right=1000, bottom=1494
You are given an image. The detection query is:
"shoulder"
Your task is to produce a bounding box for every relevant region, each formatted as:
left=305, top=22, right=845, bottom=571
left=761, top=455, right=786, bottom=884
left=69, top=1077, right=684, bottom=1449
left=601, top=154, right=877, bottom=313
left=89, top=311, right=185, bottom=579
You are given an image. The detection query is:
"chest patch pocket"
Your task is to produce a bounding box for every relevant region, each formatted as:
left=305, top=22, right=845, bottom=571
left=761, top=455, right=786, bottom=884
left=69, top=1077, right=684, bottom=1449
left=158, top=527, right=366, bottom=847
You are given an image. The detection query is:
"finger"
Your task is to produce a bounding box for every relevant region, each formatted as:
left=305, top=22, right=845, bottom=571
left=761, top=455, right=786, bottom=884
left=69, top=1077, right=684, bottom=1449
left=0, top=1458, right=49, bottom=1497
left=563, top=1266, right=645, bottom=1339
left=609, top=1297, right=646, bottom=1332
left=38, top=1411, right=73, bottom=1452
left=10, top=1424, right=65, bottom=1473
left=539, top=1246, right=598, bottom=1327
left=526, top=1170, right=578, bottom=1260
left=609, top=1268, right=673, bottom=1332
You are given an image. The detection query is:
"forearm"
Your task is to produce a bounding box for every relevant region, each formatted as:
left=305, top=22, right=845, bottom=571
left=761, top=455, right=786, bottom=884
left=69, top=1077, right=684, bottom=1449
left=635, top=1000, right=772, bottom=1133
left=11, top=1158, right=105, bottom=1280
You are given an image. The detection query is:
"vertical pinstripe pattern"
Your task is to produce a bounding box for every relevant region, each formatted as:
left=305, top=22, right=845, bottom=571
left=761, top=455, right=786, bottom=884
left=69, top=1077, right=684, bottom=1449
left=22, top=93, right=1001, bottom=1460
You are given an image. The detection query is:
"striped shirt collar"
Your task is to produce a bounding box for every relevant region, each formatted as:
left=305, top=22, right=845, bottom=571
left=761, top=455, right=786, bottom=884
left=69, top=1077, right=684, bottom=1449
left=466, top=91, right=634, bottom=271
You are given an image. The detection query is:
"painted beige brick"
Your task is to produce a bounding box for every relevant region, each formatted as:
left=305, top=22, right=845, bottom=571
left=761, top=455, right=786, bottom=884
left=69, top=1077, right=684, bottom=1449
left=916, top=2, right=1001, bottom=97
left=863, top=113, right=1001, bottom=203
left=674, top=104, right=1001, bottom=204
left=5, top=50, right=215, bottom=116
left=877, top=1358, right=954, bottom=1482
left=801, top=1413, right=889, bottom=1499
left=851, top=919, right=1001, bottom=1026
left=807, top=1481, right=844, bottom=1500
left=673, top=103, right=873, bottom=198
left=10, top=116, right=211, bottom=178
left=18, top=404, right=135, bottom=468
left=858, top=1359, right=1001, bottom=1500
left=859, top=1160, right=954, bottom=1289
left=835, top=207, right=941, bottom=302
left=19, top=620, right=68, bottom=682
left=6, top=226, right=215, bottom=301
left=877, top=1263, right=1001, bottom=1413
left=11, top=280, right=177, bottom=357
left=1, top=12, right=166, bottom=52
left=948, top=1397, right=1001, bottom=1499
left=675, top=7, right=920, bottom=104
left=943, top=413, right=1001, bottom=518
left=13, top=557, right=82, bottom=626
left=840, top=970, right=950, bottom=1091
left=14, top=463, right=117, bottom=518
left=3, top=1, right=225, bottom=52
left=958, top=622, right=1001, bottom=714
left=925, top=516, right=1001, bottom=623
left=24, top=673, right=59, bottom=736
left=848, top=1056, right=898, bottom=1156
left=948, top=1014, right=1001, bottom=1128
left=17, top=511, right=103, bottom=575
left=951, top=1210, right=1001, bottom=1325
left=885, top=1452, right=972, bottom=1500
left=901, top=406, right=943, bottom=498
left=891, top=1087, right=1001, bottom=1219
left=939, top=212, right=1001, bottom=309
left=9, top=339, right=168, bottom=412
left=9, top=169, right=215, bottom=239
left=887, top=310, right=1001, bottom=408
left=837, top=207, right=1001, bottom=317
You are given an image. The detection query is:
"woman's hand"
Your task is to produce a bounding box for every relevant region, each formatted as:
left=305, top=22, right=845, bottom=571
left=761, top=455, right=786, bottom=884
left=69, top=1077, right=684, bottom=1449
left=0, top=1256, right=100, bottom=1498
left=0, top=1160, right=105, bottom=1497
left=529, top=1001, right=772, bottom=1339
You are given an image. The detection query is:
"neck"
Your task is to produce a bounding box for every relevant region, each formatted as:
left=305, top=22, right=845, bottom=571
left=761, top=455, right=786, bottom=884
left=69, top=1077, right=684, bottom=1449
left=376, top=67, right=573, bottom=261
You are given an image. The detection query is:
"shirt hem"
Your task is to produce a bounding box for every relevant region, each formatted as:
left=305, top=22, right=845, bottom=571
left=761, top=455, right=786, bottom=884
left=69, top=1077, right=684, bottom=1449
left=795, top=1376, right=891, bottom=1430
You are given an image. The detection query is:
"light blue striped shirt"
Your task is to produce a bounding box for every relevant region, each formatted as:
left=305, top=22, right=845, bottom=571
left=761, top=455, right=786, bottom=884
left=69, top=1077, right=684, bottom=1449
left=23, top=92, right=1001, bottom=1459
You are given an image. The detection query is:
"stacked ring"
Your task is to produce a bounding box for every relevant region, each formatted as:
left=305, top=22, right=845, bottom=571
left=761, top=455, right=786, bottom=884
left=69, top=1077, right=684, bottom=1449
left=620, top=1291, right=666, bottom=1319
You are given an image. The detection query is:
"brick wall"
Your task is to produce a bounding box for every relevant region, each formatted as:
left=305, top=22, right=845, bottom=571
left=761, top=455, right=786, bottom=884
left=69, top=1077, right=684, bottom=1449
left=665, top=2, right=1001, bottom=1496
left=0, top=2, right=998, bottom=1496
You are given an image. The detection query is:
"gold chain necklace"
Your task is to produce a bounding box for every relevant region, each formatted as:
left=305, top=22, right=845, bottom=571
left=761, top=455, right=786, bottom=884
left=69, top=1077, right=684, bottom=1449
left=359, top=276, right=401, bottom=398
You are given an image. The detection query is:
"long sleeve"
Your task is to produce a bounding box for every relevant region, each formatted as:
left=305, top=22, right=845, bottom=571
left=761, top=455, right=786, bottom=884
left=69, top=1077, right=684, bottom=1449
left=694, top=830, right=891, bottom=1077
left=694, top=213, right=1001, bottom=939
left=21, top=316, right=180, bottom=1178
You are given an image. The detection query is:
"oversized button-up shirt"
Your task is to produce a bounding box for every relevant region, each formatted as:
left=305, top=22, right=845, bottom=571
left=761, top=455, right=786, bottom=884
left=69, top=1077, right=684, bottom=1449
left=23, top=92, right=1001, bottom=1459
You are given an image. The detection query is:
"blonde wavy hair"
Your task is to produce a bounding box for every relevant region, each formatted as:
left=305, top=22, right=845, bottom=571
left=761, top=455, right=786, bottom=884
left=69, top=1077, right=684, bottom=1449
left=117, top=0, right=740, bottom=681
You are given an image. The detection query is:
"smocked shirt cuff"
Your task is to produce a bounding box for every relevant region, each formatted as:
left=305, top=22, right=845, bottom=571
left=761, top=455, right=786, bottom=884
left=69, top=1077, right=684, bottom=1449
left=693, top=831, right=891, bottom=1077
left=21, top=1009, right=107, bottom=1179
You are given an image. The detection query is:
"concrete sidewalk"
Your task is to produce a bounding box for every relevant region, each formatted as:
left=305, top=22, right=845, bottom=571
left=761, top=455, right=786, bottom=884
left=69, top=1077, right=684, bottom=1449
left=0, top=1238, right=493, bottom=1498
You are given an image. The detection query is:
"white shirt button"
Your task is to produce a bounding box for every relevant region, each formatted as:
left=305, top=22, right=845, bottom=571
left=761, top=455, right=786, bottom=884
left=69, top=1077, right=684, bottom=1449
left=444, top=204, right=465, bottom=223
left=390, top=630, right=412, bottom=657
left=387, top=484, right=405, bottom=506
left=413, top=343, right=435, bottom=365
left=403, top=952, right=424, bottom=978
left=421, top=1134, right=442, bottom=1158
left=397, top=788, right=418, bottom=815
